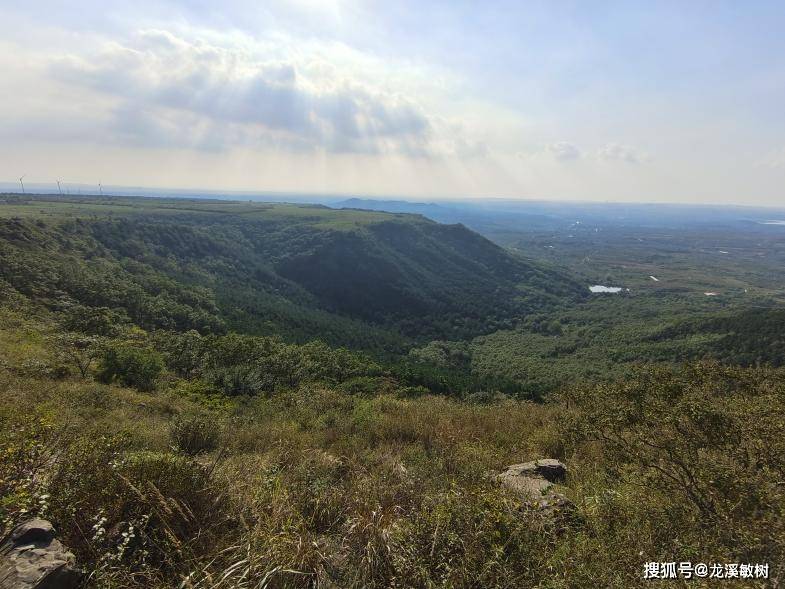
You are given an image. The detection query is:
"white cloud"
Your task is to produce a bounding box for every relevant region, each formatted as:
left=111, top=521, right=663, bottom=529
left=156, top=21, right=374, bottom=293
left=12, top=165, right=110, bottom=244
left=596, top=143, right=649, bottom=164
left=39, top=29, right=452, bottom=156
left=757, top=147, right=785, bottom=169
left=4, top=3, right=783, bottom=205
left=546, top=141, right=582, bottom=162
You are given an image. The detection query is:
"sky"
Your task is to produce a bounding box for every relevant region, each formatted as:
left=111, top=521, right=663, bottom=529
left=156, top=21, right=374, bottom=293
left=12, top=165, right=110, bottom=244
left=1, top=0, right=785, bottom=205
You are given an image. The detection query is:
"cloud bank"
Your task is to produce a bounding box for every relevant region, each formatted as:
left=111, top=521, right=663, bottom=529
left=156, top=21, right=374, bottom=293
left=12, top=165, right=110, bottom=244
left=596, top=143, right=649, bottom=164
left=3, top=1, right=785, bottom=205
left=546, top=142, right=582, bottom=162
left=49, top=30, right=439, bottom=156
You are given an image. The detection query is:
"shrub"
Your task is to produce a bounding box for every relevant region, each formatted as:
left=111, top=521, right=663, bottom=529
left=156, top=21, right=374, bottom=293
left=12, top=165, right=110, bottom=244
left=169, top=378, right=233, bottom=411
left=561, top=362, right=785, bottom=568
left=52, top=332, right=103, bottom=378
left=383, top=487, right=544, bottom=588
left=205, top=364, right=273, bottom=396
left=169, top=412, right=221, bottom=456
left=97, top=344, right=164, bottom=391
left=0, top=408, right=56, bottom=527
left=338, top=376, right=395, bottom=396
left=464, top=390, right=509, bottom=405
left=58, top=304, right=127, bottom=336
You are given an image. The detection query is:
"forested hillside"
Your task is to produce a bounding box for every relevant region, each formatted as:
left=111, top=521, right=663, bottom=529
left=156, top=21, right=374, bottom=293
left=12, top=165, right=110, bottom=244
left=0, top=195, right=583, bottom=350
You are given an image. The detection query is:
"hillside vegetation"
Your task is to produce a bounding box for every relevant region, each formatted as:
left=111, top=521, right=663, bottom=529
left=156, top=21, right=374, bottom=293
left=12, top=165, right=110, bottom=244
left=0, top=195, right=583, bottom=349
left=1, top=194, right=784, bottom=587
left=1, top=305, right=782, bottom=587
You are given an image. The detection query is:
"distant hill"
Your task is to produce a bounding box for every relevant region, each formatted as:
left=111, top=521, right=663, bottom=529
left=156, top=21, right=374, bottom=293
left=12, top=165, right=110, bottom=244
left=0, top=195, right=584, bottom=349
left=334, top=198, right=785, bottom=249
left=336, top=198, right=458, bottom=220
left=334, top=198, right=560, bottom=236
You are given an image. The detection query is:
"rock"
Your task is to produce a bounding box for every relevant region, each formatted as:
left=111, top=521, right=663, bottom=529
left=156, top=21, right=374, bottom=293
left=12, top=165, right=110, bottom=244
left=497, top=458, right=567, bottom=499
left=497, top=471, right=555, bottom=497
left=535, top=492, right=575, bottom=515
left=501, top=459, right=566, bottom=484
left=7, top=521, right=56, bottom=546
left=497, top=459, right=566, bottom=499
left=0, top=519, right=80, bottom=589
left=497, top=459, right=578, bottom=531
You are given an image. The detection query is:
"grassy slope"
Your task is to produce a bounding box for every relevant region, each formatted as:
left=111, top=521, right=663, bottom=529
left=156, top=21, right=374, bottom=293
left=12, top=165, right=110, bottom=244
left=1, top=307, right=783, bottom=587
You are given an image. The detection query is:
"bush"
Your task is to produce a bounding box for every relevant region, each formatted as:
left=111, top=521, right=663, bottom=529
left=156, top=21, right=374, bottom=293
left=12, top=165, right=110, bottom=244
left=97, top=344, right=164, bottom=391
left=338, top=376, right=395, bottom=396
left=561, top=362, right=785, bottom=569
left=58, top=304, right=127, bottom=336
left=464, top=390, right=508, bottom=405
left=0, top=408, right=56, bottom=526
left=169, top=412, right=221, bottom=456
left=205, top=364, right=274, bottom=396
left=386, top=487, right=544, bottom=588
left=169, top=378, right=233, bottom=411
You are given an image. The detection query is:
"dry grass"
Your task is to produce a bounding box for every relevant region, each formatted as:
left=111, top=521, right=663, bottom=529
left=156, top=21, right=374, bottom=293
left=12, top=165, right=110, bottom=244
left=2, top=318, right=783, bottom=588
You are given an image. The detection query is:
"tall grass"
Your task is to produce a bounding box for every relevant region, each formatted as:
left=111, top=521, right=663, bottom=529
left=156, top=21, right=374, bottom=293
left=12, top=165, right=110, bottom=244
left=1, top=319, right=783, bottom=587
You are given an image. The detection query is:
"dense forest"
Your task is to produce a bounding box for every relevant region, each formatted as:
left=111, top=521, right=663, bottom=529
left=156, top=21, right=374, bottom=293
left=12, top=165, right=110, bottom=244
left=0, top=196, right=584, bottom=348
left=1, top=195, right=784, bottom=587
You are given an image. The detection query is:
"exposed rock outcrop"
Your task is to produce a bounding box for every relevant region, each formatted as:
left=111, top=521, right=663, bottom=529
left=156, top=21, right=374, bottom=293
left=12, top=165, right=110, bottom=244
left=498, top=458, right=566, bottom=492
left=497, top=458, right=575, bottom=516
left=0, top=519, right=79, bottom=589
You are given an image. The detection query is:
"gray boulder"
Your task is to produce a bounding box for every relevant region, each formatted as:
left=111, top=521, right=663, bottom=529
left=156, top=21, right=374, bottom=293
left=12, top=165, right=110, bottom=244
left=0, top=519, right=79, bottom=589
left=496, top=458, right=579, bottom=531
left=497, top=471, right=555, bottom=497
left=497, top=458, right=575, bottom=519
left=500, top=458, right=567, bottom=486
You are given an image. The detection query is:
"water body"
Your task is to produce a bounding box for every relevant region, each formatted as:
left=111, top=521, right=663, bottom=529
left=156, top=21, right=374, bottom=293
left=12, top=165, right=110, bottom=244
left=589, top=285, right=623, bottom=293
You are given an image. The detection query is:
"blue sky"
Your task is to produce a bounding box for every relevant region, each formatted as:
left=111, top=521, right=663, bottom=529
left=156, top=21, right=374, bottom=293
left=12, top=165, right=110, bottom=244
left=1, top=0, right=784, bottom=204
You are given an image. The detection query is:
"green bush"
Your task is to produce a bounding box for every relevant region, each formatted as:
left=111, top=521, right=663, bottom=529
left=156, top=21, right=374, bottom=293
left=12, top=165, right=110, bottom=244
left=464, top=390, right=508, bottom=405
left=387, top=487, right=544, bottom=588
left=97, top=344, right=164, bottom=391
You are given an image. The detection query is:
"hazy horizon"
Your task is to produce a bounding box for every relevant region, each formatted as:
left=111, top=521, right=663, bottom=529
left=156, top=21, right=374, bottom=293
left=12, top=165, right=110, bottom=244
left=6, top=183, right=785, bottom=215
left=2, top=1, right=785, bottom=207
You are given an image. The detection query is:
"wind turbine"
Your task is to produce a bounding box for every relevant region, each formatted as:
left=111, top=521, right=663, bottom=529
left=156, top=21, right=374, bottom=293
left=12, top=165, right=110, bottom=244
left=98, top=182, right=103, bottom=196
left=19, top=175, right=25, bottom=194
left=56, top=180, right=62, bottom=196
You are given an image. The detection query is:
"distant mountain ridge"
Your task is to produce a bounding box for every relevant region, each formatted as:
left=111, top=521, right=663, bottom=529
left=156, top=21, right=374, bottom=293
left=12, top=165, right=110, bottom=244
left=334, top=198, right=785, bottom=246
left=333, top=198, right=563, bottom=240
